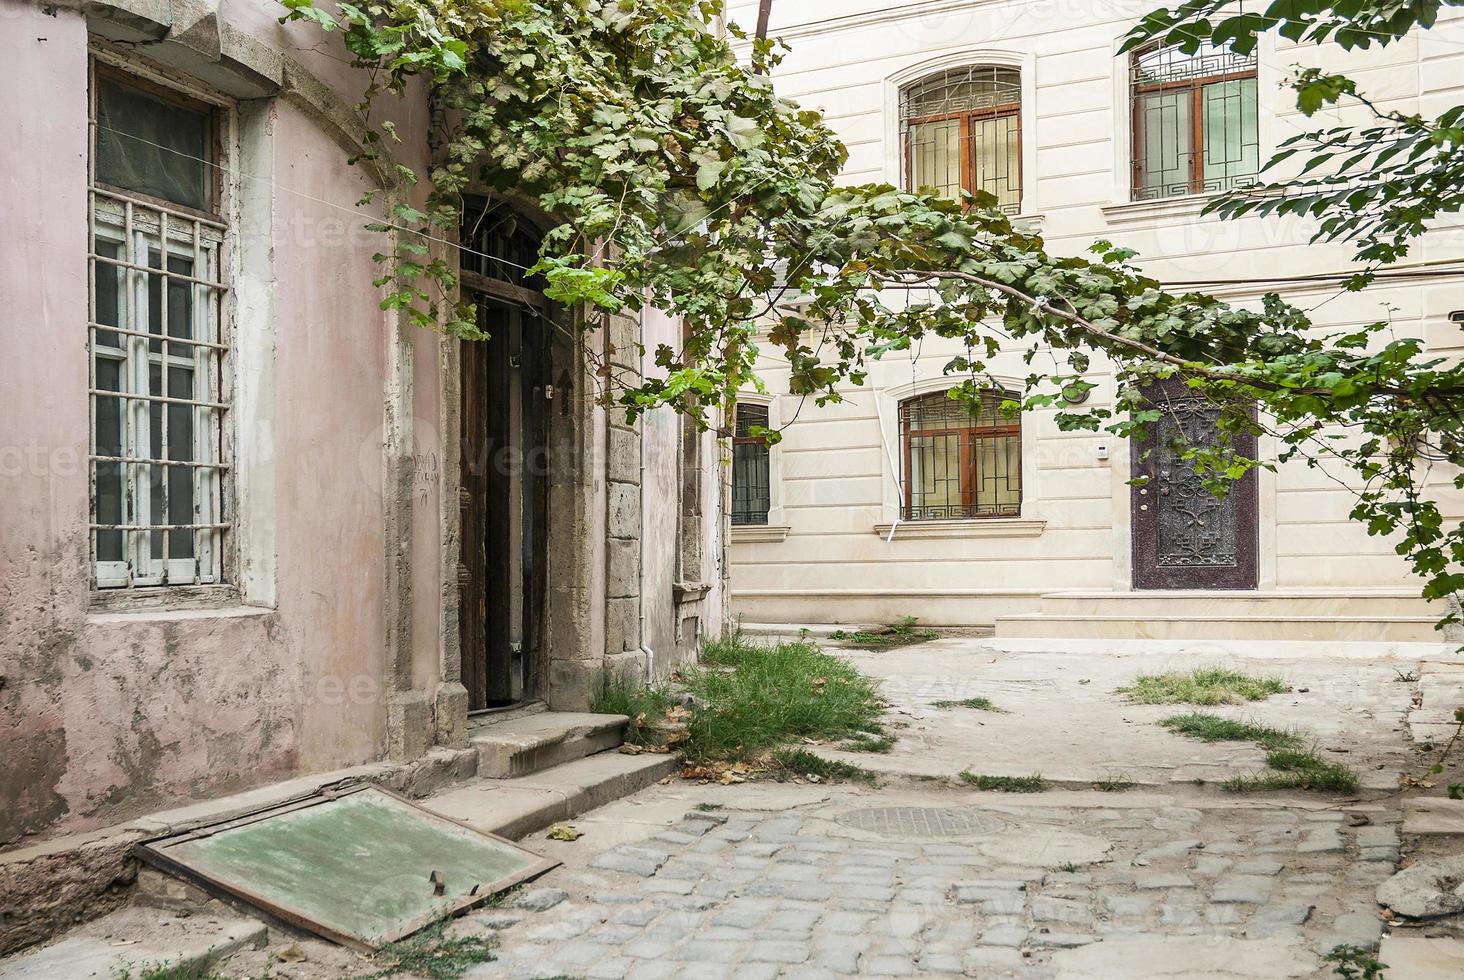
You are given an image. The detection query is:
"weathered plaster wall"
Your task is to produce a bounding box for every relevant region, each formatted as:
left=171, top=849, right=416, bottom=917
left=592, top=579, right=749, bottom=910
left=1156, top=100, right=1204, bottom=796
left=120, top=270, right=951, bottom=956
left=0, top=0, right=439, bottom=848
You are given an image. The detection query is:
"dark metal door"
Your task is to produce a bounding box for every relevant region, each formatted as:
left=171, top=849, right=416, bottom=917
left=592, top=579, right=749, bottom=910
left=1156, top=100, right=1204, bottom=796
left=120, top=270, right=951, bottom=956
left=1131, top=381, right=1258, bottom=590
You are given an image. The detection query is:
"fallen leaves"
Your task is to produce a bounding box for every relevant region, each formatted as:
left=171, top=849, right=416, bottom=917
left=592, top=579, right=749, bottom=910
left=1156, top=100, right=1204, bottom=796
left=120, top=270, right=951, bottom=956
left=680, top=759, right=758, bottom=785
left=545, top=823, right=582, bottom=842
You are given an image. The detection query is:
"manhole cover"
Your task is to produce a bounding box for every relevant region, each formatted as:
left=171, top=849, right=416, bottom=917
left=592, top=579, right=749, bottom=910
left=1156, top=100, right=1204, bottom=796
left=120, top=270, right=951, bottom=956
left=835, top=806, right=1006, bottom=838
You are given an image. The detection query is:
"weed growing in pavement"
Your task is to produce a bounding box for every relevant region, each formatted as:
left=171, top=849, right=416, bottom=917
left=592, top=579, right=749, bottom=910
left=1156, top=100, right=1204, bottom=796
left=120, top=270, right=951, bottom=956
left=772, top=748, right=879, bottom=785
left=841, top=732, right=897, bottom=753
left=1160, top=713, right=1303, bottom=751
left=1158, top=711, right=1358, bottom=794
left=359, top=922, right=497, bottom=980
left=591, top=675, right=675, bottom=748
left=1094, top=771, right=1134, bottom=792
left=931, top=696, right=1002, bottom=711
left=958, top=771, right=1047, bottom=792
left=829, top=615, right=939, bottom=649
left=1224, top=749, right=1360, bottom=794
left=1118, top=667, right=1288, bottom=705
left=1324, top=944, right=1387, bottom=979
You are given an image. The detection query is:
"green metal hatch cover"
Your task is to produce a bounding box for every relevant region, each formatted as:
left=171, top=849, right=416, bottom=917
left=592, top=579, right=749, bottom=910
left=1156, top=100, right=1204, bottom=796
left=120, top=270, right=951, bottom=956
left=137, top=785, right=558, bottom=950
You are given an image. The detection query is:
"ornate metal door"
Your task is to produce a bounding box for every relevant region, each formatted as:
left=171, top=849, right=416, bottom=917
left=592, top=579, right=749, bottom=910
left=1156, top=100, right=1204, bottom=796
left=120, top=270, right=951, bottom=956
left=1131, top=381, right=1257, bottom=589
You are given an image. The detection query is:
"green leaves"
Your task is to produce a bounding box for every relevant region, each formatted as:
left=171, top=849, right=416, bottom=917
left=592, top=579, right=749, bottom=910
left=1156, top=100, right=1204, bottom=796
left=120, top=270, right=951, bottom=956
left=281, top=0, right=1464, bottom=638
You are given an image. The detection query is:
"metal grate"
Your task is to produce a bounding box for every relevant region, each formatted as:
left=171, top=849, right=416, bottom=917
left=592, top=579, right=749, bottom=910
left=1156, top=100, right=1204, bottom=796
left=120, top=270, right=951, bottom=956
left=900, top=67, right=1022, bottom=214
left=89, top=68, right=229, bottom=589
left=732, top=404, right=770, bottom=526
left=1131, top=43, right=1258, bottom=201
left=835, top=806, right=1006, bottom=839
left=899, top=389, right=1021, bottom=521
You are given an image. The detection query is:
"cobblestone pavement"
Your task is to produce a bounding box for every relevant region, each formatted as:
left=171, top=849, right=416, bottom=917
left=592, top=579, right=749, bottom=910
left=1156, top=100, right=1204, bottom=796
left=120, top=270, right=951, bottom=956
left=456, top=782, right=1399, bottom=979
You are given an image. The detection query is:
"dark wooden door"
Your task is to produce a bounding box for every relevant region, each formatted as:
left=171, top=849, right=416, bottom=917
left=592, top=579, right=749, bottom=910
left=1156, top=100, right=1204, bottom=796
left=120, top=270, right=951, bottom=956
left=460, top=301, right=516, bottom=709
left=459, top=300, right=550, bottom=711
left=1131, top=381, right=1258, bottom=590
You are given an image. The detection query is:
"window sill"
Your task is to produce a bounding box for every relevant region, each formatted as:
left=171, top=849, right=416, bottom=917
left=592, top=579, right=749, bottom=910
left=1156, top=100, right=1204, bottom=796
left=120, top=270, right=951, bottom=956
left=731, top=524, right=791, bottom=543
left=1101, top=194, right=1224, bottom=227
left=87, top=584, right=270, bottom=620
left=872, top=518, right=1046, bottom=540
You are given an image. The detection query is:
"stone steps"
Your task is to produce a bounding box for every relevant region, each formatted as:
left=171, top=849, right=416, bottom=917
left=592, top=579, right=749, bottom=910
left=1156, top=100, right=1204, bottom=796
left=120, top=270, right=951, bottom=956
left=423, top=749, right=680, bottom=840
left=0, top=905, right=266, bottom=979
left=470, top=711, right=631, bottom=778
left=994, top=589, right=1445, bottom=642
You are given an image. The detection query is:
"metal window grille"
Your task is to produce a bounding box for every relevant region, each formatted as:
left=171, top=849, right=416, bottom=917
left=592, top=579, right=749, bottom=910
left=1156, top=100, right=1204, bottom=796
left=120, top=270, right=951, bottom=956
left=900, top=66, right=1022, bottom=214
left=899, top=389, right=1021, bottom=521
left=1131, top=42, right=1259, bottom=201
left=89, top=67, right=230, bottom=589
left=731, top=404, right=771, bottom=526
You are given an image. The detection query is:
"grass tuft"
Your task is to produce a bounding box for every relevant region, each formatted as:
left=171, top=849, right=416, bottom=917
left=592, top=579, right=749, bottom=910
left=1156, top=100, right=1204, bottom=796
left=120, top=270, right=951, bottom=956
left=115, top=959, right=231, bottom=980
left=591, top=674, right=674, bottom=748
left=1160, top=712, right=1303, bottom=751
left=841, top=732, right=896, bottom=753
left=931, top=697, right=1003, bottom=712
left=360, top=921, right=498, bottom=980
left=958, top=770, right=1047, bottom=793
left=829, top=615, right=939, bottom=649
left=772, top=747, right=879, bottom=784
left=1094, top=771, right=1134, bottom=792
left=682, top=634, right=887, bottom=763
left=1157, top=713, right=1357, bottom=795
left=1119, top=667, right=1288, bottom=705
left=1224, top=749, right=1360, bottom=794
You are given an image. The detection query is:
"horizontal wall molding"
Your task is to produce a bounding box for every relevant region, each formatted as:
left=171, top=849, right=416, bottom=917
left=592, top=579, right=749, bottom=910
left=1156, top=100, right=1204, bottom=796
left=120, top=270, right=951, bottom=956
left=871, top=518, right=1047, bottom=539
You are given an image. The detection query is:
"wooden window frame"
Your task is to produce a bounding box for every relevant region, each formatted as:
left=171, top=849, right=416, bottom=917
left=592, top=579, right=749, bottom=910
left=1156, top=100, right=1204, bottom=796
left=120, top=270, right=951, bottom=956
left=1130, top=44, right=1258, bottom=200
left=899, top=391, right=1022, bottom=521
left=900, top=68, right=1023, bottom=213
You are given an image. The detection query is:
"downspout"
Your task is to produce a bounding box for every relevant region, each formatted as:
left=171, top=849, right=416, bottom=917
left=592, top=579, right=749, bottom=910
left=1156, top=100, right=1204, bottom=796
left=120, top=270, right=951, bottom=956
left=874, top=394, right=903, bottom=543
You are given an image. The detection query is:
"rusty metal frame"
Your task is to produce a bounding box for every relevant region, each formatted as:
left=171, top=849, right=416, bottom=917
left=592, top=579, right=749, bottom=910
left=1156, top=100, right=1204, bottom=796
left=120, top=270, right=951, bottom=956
left=134, top=784, right=560, bottom=952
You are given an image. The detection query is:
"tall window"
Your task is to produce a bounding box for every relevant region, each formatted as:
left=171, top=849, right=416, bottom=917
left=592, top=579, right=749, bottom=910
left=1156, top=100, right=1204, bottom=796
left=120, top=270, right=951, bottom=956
left=731, top=404, right=771, bottom=526
left=900, top=389, right=1021, bottom=520
left=900, top=66, right=1022, bottom=213
left=89, top=66, right=230, bottom=589
left=1131, top=42, right=1259, bottom=200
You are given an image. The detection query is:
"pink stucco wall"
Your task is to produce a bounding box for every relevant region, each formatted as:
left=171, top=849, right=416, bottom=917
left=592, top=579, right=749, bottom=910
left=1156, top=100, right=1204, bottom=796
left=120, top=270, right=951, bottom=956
left=0, top=2, right=442, bottom=847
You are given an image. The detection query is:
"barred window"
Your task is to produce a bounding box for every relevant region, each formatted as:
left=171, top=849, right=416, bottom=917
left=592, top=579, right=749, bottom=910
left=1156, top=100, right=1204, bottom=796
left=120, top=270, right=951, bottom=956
left=89, top=66, right=230, bottom=589
left=1131, top=42, right=1259, bottom=201
left=900, top=389, right=1021, bottom=521
left=900, top=66, right=1022, bottom=214
left=731, top=404, right=771, bottom=526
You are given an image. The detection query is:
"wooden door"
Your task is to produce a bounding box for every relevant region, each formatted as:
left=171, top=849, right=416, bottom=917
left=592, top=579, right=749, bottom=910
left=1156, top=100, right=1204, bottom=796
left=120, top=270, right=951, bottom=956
left=459, top=301, right=515, bottom=709
left=1131, top=381, right=1257, bottom=590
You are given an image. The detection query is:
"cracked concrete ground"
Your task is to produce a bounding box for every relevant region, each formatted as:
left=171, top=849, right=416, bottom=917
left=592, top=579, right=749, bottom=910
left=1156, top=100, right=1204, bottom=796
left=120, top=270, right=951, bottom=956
left=808, top=636, right=1441, bottom=790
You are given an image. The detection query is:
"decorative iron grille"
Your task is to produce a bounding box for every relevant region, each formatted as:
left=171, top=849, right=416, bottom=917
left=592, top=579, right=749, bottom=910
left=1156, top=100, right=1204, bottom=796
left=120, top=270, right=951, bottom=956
left=732, top=404, right=771, bottom=526
left=900, top=67, right=1022, bottom=214
left=1131, top=43, right=1259, bottom=201
left=899, top=389, right=1021, bottom=521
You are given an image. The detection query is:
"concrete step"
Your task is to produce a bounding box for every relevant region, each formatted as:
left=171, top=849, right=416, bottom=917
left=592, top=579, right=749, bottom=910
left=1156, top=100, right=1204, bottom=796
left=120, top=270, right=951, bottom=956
left=1034, top=589, right=1437, bottom=619
left=423, top=749, right=680, bottom=840
left=993, top=612, right=1442, bottom=642
left=0, top=905, right=266, bottom=979
left=470, top=711, right=629, bottom=778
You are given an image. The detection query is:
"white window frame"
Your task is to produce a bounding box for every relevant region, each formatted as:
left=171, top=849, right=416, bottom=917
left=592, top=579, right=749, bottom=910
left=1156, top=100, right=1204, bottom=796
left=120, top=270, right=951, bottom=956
left=88, top=56, right=235, bottom=593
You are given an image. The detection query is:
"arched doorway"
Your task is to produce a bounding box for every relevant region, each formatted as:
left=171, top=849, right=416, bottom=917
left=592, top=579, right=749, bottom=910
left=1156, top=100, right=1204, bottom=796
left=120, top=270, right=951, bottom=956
left=457, top=199, right=552, bottom=710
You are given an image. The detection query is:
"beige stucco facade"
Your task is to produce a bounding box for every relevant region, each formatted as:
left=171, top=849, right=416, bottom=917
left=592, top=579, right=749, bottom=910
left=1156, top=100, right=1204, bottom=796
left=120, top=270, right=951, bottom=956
left=727, top=0, right=1464, bottom=639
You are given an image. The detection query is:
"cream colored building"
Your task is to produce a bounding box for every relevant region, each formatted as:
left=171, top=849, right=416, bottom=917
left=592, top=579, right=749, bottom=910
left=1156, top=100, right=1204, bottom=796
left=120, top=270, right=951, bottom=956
left=726, top=0, right=1464, bottom=641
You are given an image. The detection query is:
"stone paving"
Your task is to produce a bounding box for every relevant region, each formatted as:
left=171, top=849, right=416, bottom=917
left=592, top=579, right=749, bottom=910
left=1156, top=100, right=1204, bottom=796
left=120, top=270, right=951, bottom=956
left=456, top=782, right=1399, bottom=978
